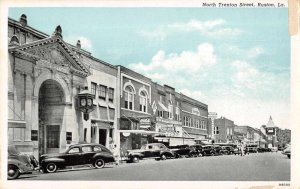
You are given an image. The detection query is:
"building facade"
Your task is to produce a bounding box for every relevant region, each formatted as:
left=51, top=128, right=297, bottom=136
left=181, top=94, right=209, bottom=141
left=7, top=14, right=211, bottom=160
left=7, top=15, right=118, bottom=159
left=213, top=117, right=235, bottom=143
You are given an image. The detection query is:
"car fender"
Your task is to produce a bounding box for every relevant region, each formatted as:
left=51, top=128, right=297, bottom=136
left=93, top=153, right=115, bottom=162
left=8, top=159, right=33, bottom=174
left=160, top=151, right=174, bottom=157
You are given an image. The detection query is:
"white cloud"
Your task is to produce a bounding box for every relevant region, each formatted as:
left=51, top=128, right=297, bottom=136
left=64, top=35, right=93, bottom=52
left=179, top=89, right=205, bottom=101
left=247, top=47, right=265, bottom=58
left=129, top=43, right=216, bottom=76
left=168, top=19, right=225, bottom=32
left=138, top=19, right=242, bottom=40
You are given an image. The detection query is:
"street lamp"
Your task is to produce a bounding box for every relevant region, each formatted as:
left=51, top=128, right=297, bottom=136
left=77, top=86, right=95, bottom=121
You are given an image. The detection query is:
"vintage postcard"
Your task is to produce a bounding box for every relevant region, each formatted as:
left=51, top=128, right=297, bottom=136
left=0, top=0, right=299, bottom=188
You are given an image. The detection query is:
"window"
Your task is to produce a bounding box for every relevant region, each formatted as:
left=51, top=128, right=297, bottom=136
left=124, top=86, right=134, bottom=110
left=168, top=104, right=173, bottom=119
left=214, top=126, right=219, bottom=135
left=99, top=85, right=107, bottom=100
left=175, top=107, right=180, bottom=121
left=93, top=146, right=102, bottom=152
left=108, top=88, right=114, bottom=102
left=13, top=128, right=25, bottom=141
left=82, top=146, right=92, bottom=152
left=91, top=82, right=97, bottom=98
left=227, top=128, right=230, bottom=135
left=84, top=128, right=87, bottom=142
left=139, top=91, right=147, bottom=112
left=68, top=147, right=80, bottom=154
left=196, top=120, right=200, bottom=128
left=157, top=110, right=163, bottom=118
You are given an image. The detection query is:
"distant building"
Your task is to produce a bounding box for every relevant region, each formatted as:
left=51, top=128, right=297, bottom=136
left=264, top=116, right=279, bottom=148
left=213, top=117, right=234, bottom=143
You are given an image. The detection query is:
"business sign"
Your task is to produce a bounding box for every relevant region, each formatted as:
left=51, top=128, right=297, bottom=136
left=192, top=108, right=200, bottom=116
left=156, top=124, right=182, bottom=137
left=156, top=117, right=181, bottom=125
left=140, top=117, right=152, bottom=128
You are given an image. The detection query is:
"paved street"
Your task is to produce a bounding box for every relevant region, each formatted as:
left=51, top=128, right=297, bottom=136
left=16, top=152, right=290, bottom=181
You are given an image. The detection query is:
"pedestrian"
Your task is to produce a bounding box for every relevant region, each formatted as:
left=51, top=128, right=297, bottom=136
left=110, top=143, right=120, bottom=166
left=240, top=143, right=245, bottom=156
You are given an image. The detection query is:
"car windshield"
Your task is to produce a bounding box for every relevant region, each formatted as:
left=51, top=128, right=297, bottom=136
left=8, top=145, right=20, bottom=155
left=140, top=144, right=147, bottom=150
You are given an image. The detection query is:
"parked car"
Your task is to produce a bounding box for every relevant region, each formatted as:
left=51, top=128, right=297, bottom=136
left=282, top=146, right=291, bottom=159
left=224, top=146, right=235, bottom=154
left=169, top=145, right=198, bottom=158
left=190, top=144, right=204, bottom=156
left=246, top=146, right=258, bottom=153
left=126, top=143, right=175, bottom=163
left=202, top=145, right=216, bottom=156
left=214, top=145, right=228, bottom=155
left=8, top=145, right=39, bottom=180
left=39, top=143, right=115, bottom=173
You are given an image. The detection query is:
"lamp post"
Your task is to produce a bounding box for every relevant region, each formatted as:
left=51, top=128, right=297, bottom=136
left=77, top=86, right=95, bottom=121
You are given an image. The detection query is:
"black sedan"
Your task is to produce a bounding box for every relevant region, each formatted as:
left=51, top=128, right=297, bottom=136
left=39, top=143, right=115, bottom=173
left=169, top=145, right=198, bottom=158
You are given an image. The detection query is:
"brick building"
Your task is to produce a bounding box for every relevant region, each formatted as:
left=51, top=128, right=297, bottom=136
left=213, top=117, right=235, bottom=143
left=116, top=66, right=156, bottom=155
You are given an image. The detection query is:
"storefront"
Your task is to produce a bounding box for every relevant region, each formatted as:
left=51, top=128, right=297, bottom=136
left=119, top=116, right=157, bottom=156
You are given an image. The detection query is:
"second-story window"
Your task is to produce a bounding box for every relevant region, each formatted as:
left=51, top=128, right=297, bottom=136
left=108, top=88, right=114, bottom=102
left=124, top=86, right=134, bottom=110
left=139, top=91, right=147, bottom=113
left=99, top=85, right=107, bottom=100
left=168, top=104, right=173, bottom=119
left=91, top=82, right=97, bottom=99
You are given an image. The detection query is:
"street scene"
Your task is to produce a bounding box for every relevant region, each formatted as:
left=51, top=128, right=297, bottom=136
left=16, top=152, right=289, bottom=181
left=6, top=6, right=291, bottom=183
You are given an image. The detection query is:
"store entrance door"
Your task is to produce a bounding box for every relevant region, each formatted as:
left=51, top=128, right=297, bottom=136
left=99, top=129, right=107, bottom=146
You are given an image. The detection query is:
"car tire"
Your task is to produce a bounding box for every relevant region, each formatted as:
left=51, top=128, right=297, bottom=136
left=7, top=165, right=20, bottom=180
left=131, top=156, right=140, bottom=163
left=46, top=163, right=57, bottom=173
left=161, top=154, right=167, bottom=160
left=198, top=153, right=203, bottom=157
left=94, top=159, right=105, bottom=168
left=211, top=153, right=215, bottom=156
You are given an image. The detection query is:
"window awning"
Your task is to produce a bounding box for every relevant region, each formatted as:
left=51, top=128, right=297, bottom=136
left=157, top=101, right=168, bottom=111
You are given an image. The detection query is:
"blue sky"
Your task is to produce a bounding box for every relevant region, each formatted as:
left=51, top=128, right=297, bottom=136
left=9, top=8, right=290, bottom=128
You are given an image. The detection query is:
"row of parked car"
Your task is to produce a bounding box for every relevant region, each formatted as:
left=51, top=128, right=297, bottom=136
left=125, top=143, right=252, bottom=163
left=7, top=142, right=281, bottom=180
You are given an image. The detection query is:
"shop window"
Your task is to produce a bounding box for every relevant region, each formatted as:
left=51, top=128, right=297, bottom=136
left=139, top=91, right=147, bottom=113
left=108, top=88, right=114, bottom=102
left=91, top=82, right=97, bottom=98
left=99, top=85, right=107, bottom=100
left=157, top=110, right=163, bottom=118
left=124, top=86, right=134, bottom=110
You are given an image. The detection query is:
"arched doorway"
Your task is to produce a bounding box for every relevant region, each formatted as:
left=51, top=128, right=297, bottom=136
left=38, top=79, right=65, bottom=155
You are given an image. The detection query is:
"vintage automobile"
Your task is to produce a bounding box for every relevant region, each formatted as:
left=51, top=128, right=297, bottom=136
left=224, top=146, right=235, bottom=154
left=126, top=143, right=175, bottom=163
left=8, top=145, right=39, bottom=180
left=246, top=146, right=258, bottom=153
left=282, top=146, right=291, bottom=159
left=201, top=145, right=216, bottom=156
left=214, top=145, right=229, bottom=155
left=190, top=144, right=204, bottom=157
left=169, top=145, right=198, bottom=158
left=39, top=143, right=115, bottom=173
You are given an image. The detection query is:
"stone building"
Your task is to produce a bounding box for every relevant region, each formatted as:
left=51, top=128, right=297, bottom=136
left=7, top=15, right=118, bottom=158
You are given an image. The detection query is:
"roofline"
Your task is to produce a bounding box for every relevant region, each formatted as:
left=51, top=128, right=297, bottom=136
left=8, top=17, right=49, bottom=38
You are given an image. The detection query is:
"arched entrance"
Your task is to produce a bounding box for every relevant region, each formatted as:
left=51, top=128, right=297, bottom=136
left=38, top=79, right=65, bottom=155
